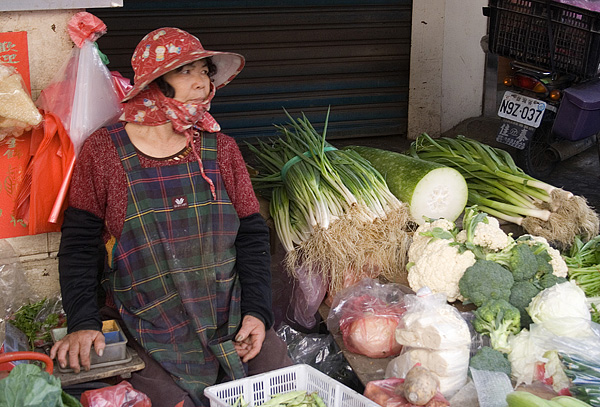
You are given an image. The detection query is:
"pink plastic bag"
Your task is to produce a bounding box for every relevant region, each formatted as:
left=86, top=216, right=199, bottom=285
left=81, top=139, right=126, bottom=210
left=80, top=381, right=151, bottom=407
left=327, top=278, right=411, bottom=358
left=288, top=264, right=327, bottom=329
left=364, top=377, right=450, bottom=407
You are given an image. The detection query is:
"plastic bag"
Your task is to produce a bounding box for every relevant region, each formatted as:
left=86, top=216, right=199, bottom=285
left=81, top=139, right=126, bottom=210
left=81, top=381, right=151, bottom=407
left=552, top=0, right=600, bottom=12
left=469, top=368, right=513, bottom=407
left=14, top=112, right=75, bottom=233
left=36, top=39, right=121, bottom=155
left=276, top=324, right=362, bottom=391
left=0, top=63, right=42, bottom=140
left=35, top=12, right=122, bottom=224
left=288, top=264, right=328, bottom=329
left=387, top=288, right=471, bottom=398
left=394, top=289, right=471, bottom=350
left=327, top=278, right=410, bottom=359
left=363, top=377, right=450, bottom=407
left=0, top=240, right=34, bottom=348
left=67, top=11, right=106, bottom=47
left=111, top=71, right=133, bottom=104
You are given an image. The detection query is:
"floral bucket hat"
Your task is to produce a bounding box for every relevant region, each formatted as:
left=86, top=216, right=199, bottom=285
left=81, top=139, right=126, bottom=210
left=122, top=27, right=245, bottom=102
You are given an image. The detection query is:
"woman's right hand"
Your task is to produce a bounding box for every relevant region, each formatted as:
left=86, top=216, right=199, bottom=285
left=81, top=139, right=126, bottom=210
left=50, top=330, right=106, bottom=373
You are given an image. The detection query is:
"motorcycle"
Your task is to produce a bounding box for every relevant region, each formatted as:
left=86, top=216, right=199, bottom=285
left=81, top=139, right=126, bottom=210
left=484, top=0, right=600, bottom=179
left=495, top=62, right=598, bottom=178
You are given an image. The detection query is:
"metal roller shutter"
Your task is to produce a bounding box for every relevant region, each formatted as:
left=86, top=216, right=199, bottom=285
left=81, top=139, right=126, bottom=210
left=89, top=1, right=412, bottom=140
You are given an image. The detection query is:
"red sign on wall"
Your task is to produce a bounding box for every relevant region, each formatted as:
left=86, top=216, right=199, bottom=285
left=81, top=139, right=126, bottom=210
left=0, top=31, right=31, bottom=94
left=0, top=31, right=32, bottom=238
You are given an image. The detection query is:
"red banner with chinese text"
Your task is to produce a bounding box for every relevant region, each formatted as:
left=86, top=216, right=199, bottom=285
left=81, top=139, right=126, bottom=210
left=0, top=31, right=32, bottom=237
left=0, top=31, right=31, bottom=94
left=0, top=133, right=31, bottom=238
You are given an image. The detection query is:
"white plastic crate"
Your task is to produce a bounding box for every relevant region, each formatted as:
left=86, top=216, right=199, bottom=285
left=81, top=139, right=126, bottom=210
left=204, top=364, right=380, bottom=407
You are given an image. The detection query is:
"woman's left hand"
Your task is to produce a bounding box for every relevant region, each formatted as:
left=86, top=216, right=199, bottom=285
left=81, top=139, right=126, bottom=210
left=234, top=314, right=265, bottom=363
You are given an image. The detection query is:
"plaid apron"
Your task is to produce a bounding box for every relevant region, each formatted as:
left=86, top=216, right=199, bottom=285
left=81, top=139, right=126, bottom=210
left=105, top=123, right=244, bottom=405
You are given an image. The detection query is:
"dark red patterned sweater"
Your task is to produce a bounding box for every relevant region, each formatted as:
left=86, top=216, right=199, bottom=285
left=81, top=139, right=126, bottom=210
left=69, top=124, right=260, bottom=241
left=59, top=123, right=273, bottom=333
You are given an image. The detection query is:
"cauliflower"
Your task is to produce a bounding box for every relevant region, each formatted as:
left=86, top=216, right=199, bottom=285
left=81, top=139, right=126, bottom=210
left=517, top=234, right=568, bottom=278
left=408, top=218, right=456, bottom=262
left=407, top=239, right=476, bottom=302
left=456, top=215, right=512, bottom=252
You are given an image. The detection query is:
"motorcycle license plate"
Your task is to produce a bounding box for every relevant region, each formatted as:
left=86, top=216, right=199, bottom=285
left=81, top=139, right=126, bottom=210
left=496, top=120, right=534, bottom=150
left=498, top=91, right=546, bottom=128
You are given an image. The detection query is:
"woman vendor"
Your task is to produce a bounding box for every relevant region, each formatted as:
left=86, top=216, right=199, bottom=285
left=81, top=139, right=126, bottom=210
left=50, top=27, right=293, bottom=407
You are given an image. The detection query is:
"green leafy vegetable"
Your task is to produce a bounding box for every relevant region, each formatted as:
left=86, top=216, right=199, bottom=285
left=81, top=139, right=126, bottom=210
left=9, top=298, right=66, bottom=349
left=564, top=235, right=600, bottom=297
left=0, top=364, right=82, bottom=407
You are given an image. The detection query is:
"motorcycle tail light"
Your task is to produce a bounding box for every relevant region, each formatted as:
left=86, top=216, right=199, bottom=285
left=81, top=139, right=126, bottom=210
left=550, top=89, right=561, bottom=101
left=514, top=74, right=547, bottom=94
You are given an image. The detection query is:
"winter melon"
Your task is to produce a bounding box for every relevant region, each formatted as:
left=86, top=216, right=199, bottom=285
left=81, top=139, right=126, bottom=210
left=346, top=145, right=468, bottom=224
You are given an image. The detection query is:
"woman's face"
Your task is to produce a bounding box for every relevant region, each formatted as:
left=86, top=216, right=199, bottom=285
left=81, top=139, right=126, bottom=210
left=163, top=59, right=212, bottom=103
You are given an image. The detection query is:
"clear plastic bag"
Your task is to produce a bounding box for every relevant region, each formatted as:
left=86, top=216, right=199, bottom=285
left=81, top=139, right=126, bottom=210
left=0, top=63, right=42, bottom=140
left=363, top=377, right=450, bottom=407
left=80, top=381, right=152, bottom=407
left=326, top=278, right=410, bottom=359
left=387, top=288, right=472, bottom=399
left=0, top=240, right=34, bottom=347
left=276, top=324, right=345, bottom=376
left=395, top=289, right=472, bottom=350
left=36, top=39, right=121, bottom=155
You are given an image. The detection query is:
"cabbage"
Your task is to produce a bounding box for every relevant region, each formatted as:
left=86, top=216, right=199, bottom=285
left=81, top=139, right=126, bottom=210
left=0, top=363, right=82, bottom=407
left=526, top=281, right=592, bottom=337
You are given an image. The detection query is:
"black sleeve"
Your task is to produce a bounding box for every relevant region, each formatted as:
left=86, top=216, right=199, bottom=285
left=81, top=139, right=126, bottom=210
left=235, top=213, right=274, bottom=330
left=58, top=206, right=105, bottom=333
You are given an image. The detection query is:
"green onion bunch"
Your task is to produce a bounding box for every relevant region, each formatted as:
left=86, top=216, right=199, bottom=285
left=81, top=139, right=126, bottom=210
left=248, top=109, right=403, bottom=253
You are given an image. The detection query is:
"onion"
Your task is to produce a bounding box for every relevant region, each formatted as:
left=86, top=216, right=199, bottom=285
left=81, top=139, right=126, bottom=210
left=343, top=314, right=402, bottom=358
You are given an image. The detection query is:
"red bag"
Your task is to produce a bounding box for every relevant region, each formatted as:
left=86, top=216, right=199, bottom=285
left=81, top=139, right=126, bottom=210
left=364, top=378, right=450, bottom=407
left=80, top=381, right=151, bottom=407
left=14, top=112, right=75, bottom=233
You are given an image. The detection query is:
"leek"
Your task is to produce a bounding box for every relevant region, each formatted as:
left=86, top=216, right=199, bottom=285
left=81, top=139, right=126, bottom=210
left=410, top=133, right=599, bottom=248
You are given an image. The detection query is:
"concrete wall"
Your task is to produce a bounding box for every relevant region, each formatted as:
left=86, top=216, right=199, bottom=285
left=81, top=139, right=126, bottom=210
left=0, top=9, right=79, bottom=100
left=408, top=0, right=488, bottom=139
left=0, top=10, right=81, bottom=300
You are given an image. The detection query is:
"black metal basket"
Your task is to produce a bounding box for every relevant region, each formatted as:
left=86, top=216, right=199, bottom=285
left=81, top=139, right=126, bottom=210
left=486, top=0, right=600, bottom=78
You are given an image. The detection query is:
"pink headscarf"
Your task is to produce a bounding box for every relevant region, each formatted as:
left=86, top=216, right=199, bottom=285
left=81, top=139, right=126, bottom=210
left=120, top=82, right=220, bottom=199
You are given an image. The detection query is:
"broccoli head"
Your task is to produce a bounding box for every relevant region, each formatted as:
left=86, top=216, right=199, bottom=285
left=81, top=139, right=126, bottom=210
left=509, top=280, right=541, bottom=328
left=486, top=243, right=538, bottom=282
left=536, top=273, right=568, bottom=289
left=535, top=253, right=554, bottom=277
left=459, top=259, right=514, bottom=306
left=472, top=299, right=521, bottom=353
left=469, top=346, right=512, bottom=376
